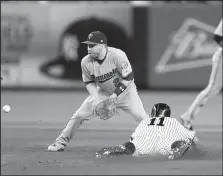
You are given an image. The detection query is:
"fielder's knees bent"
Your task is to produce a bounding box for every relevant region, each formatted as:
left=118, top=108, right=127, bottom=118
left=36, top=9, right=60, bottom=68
left=71, top=111, right=90, bottom=122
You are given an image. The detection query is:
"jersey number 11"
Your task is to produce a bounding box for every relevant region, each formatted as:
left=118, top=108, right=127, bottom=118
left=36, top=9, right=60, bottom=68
left=148, top=117, right=165, bottom=126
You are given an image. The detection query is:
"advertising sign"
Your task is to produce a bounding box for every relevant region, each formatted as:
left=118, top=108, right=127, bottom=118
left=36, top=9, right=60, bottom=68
left=148, top=4, right=222, bottom=89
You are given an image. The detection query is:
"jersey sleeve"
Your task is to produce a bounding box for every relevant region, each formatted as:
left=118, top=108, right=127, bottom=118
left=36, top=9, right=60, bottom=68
left=81, top=58, right=94, bottom=84
left=115, top=51, right=133, bottom=78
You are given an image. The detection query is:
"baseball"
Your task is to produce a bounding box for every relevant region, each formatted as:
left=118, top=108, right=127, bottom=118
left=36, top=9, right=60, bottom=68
left=3, top=105, right=11, bottom=113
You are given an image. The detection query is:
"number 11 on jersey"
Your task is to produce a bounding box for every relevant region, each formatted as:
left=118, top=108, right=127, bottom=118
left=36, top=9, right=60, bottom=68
left=148, top=117, right=165, bottom=126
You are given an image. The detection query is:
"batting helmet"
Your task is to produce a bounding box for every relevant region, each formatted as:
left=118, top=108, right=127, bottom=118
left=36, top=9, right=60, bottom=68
left=151, top=103, right=171, bottom=117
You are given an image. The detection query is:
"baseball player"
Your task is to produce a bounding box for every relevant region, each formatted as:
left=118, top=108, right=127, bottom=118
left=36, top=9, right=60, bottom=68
left=48, top=31, right=149, bottom=152
left=180, top=19, right=222, bottom=130
left=96, top=103, right=197, bottom=160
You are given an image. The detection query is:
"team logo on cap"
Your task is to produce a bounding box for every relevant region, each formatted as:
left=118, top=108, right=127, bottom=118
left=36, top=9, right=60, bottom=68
left=88, top=33, right=93, bottom=40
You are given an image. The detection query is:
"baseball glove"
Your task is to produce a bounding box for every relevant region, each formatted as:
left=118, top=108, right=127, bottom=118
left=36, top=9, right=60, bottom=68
left=93, top=98, right=118, bottom=120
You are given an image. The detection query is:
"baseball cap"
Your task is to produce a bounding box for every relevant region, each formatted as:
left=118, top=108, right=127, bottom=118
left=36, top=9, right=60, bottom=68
left=82, top=31, right=107, bottom=45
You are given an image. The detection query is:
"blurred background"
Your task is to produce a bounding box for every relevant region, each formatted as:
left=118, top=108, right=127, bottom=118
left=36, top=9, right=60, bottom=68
left=1, top=0, right=222, bottom=91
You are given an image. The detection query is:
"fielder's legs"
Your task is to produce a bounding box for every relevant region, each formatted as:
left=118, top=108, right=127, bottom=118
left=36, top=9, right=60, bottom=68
left=118, top=88, right=149, bottom=122
left=48, top=92, right=107, bottom=152
left=180, top=48, right=222, bottom=129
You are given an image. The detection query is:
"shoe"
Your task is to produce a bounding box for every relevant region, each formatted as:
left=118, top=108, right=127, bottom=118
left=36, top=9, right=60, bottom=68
left=47, top=141, right=65, bottom=152
left=96, top=148, right=111, bottom=158
left=168, top=138, right=193, bottom=160
left=96, top=145, right=126, bottom=158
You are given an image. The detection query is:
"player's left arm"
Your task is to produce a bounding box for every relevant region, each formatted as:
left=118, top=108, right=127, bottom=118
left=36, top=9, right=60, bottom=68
left=113, top=51, right=134, bottom=97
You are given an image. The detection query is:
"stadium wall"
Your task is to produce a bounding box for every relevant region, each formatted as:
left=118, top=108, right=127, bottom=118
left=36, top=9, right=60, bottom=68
left=1, top=2, right=222, bottom=91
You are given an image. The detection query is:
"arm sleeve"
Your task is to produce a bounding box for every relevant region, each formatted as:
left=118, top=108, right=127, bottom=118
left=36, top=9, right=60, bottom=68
left=115, top=51, right=133, bottom=79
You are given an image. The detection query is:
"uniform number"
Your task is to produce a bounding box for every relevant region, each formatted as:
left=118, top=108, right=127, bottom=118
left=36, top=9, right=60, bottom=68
left=148, top=117, right=165, bottom=126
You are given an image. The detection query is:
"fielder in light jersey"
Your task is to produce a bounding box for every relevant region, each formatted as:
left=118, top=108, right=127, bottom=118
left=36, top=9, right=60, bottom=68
left=96, top=103, right=196, bottom=160
left=48, top=31, right=148, bottom=152
left=180, top=19, right=222, bottom=130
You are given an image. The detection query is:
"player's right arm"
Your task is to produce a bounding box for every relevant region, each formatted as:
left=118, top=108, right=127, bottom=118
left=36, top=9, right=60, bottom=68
left=81, top=57, right=99, bottom=100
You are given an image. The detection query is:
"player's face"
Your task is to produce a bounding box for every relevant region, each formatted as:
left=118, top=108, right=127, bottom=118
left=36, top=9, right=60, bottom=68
left=87, top=44, right=103, bottom=59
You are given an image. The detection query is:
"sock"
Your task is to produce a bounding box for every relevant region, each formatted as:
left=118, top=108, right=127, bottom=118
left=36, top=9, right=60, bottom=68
left=56, top=114, right=84, bottom=145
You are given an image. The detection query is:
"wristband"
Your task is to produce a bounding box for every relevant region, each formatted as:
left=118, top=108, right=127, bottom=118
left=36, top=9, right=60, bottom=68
left=114, top=82, right=127, bottom=96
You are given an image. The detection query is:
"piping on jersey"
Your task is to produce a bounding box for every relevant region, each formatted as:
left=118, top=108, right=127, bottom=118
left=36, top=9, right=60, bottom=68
left=90, top=68, right=118, bottom=83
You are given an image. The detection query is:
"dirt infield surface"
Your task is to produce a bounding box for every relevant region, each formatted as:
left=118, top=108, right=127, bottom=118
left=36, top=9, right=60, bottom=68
left=1, top=91, right=222, bottom=175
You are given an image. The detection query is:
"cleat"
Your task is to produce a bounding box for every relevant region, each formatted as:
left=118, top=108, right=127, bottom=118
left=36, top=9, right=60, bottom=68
left=168, top=139, right=193, bottom=160
left=47, top=141, right=65, bottom=152
left=96, top=148, right=111, bottom=158
left=96, top=145, right=126, bottom=158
